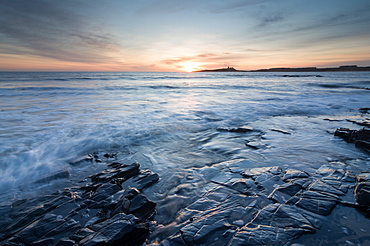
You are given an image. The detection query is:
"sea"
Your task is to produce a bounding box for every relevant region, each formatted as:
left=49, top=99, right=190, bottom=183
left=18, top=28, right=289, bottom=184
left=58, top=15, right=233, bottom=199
left=1, top=71, right=370, bottom=243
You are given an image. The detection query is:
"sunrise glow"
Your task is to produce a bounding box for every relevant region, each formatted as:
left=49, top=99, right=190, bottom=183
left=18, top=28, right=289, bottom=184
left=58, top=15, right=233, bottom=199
left=180, top=62, right=202, bottom=72
left=0, top=1, right=369, bottom=71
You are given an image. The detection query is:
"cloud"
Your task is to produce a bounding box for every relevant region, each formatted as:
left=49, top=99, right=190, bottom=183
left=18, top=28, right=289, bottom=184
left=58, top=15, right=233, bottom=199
left=161, top=57, right=192, bottom=65
left=258, top=13, right=284, bottom=27
left=206, top=0, right=273, bottom=14
left=140, top=0, right=273, bottom=14
left=245, top=1, right=370, bottom=50
left=0, top=0, right=122, bottom=64
left=196, top=53, right=216, bottom=58
left=293, top=10, right=370, bottom=35
left=160, top=53, right=250, bottom=69
left=160, top=53, right=217, bottom=65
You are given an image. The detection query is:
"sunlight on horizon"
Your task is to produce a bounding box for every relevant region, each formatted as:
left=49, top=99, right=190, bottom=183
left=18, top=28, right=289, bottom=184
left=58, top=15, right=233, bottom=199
left=180, top=62, right=202, bottom=72
left=0, top=1, right=369, bottom=72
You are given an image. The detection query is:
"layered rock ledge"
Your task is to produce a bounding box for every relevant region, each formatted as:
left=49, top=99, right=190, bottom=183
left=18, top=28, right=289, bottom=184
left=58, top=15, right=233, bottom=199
left=151, top=160, right=360, bottom=245
left=335, top=127, right=370, bottom=152
left=1, top=118, right=370, bottom=245
left=0, top=162, right=159, bottom=246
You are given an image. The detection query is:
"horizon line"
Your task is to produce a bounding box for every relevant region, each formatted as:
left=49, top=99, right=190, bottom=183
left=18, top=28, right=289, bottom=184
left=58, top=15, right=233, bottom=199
left=1, top=64, right=370, bottom=73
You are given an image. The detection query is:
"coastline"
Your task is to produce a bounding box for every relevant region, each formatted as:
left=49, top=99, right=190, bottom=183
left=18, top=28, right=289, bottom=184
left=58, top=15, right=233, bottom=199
left=1, top=71, right=369, bottom=245
left=1, top=113, right=369, bottom=245
left=196, top=65, right=370, bottom=73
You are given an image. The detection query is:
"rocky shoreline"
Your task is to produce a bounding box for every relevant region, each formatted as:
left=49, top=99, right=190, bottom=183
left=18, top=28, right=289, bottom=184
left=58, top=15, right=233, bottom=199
left=0, top=162, right=159, bottom=245
left=1, top=119, right=370, bottom=245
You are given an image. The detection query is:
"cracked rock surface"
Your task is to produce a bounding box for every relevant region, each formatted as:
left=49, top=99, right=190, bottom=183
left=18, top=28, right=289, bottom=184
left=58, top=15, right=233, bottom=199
left=154, top=160, right=357, bottom=246
left=0, top=162, right=158, bottom=246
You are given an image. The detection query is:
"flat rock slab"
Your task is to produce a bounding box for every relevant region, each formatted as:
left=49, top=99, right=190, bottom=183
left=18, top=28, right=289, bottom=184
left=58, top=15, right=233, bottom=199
left=0, top=162, right=159, bottom=246
left=156, top=160, right=357, bottom=246
left=0, top=157, right=365, bottom=245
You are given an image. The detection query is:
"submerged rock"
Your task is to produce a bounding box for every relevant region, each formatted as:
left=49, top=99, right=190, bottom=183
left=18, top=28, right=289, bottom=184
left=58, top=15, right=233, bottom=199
left=270, top=128, right=292, bottom=135
left=0, top=162, right=158, bottom=246
left=347, top=119, right=370, bottom=127
left=217, top=125, right=254, bottom=133
left=359, top=108, right=370, bottom=114
left=34, top=170, right=70, bottom=184
left=69, top=155, right=94, bottom=166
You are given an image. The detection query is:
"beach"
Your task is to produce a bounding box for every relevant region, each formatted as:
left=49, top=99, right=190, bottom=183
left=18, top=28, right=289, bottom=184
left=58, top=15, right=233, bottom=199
left=1, top=71, right=370, bottom=245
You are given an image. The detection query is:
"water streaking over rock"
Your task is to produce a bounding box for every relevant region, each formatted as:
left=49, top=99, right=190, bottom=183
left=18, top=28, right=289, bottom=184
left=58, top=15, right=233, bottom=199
left=1, top=71, right=370, bottom=244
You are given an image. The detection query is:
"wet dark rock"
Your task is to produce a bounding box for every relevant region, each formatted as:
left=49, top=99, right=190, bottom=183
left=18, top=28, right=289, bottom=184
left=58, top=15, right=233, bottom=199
left=342, top=170, right=356, bottom=183
left=120, top=169, right=160, bottom=191
left=245, top=141, right=266, bottom=149
left=241, top=166, right=282, bottom=178
left=55, top=238, right=76, bottom=246
left=153, top=162, right=358, bottom=245
left=347, top=119, right=370, bottom=127
left=335, top=127, right=370, bottom=151
left=181, top=218, right=233, bottom=244
left=275, top=182, right=302, bottom=196
left=29, top=237, right=55, bottom=246
left=356, top=140, right=370, bottom=151
left=359, top=108, right=370, bottom=114
left=270, top=128, right=291, bottom=135
left=217, top=125, right=254, bottom=133
left=231, top=225, right=306, bottom=246
left=268, top=182, right=302, bottom=203
left=89, top=162, right=140, bottom=183
left=308, top=180, right=345, bottom=196
left=224, top=159, right=259, bottom=173
left=0, top=162, right=158, bottom=246
left=357, top=172, right=370, bottom=182
left=19, top=213, right=68, bottom=243
left=103, top=152, right=117, bottom=158
left=281, top=74, right=323, bottom=77
left=258, top=175, right=284, bottom=196
left=334, top=128, right=357, bottom=142
left=225, top=178, right=256, bottom=194
left=110, top=188, right=156, bottom=220
left=354, top=172, right=370, bottom=217
left=283, top=169, right=309, bottom=181
left=90, top=183, right=121, bottom=202
left=294, top=197, right=337, bottom=216
left=69, top=155, right=93, bottom=166
left=34, top=170, right=70, bottom=184
left=300, top=190, right=341, bottom=202
left=69, top=228, right=95, bottom=242
left=107, top=161, right=125, bottom=168
left=79, top=213, right=150, bottom=246
left=1, top=152, right=365, bottom=246
left=250, top=203, right=316, bottom=232
left=355, top=185, right=370, bottom=207
left=323, top=117, right=343, bottom=122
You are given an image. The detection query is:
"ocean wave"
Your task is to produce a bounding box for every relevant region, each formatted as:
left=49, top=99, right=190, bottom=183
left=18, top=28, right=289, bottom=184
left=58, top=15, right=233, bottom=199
left=307, top=82, right=370, bottom=90
left=1, top=71, right=370, bottom=203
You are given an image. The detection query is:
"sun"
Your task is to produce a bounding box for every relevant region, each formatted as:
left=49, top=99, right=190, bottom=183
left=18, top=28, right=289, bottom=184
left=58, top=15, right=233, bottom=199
left=180, top=62, right=202, bottom=72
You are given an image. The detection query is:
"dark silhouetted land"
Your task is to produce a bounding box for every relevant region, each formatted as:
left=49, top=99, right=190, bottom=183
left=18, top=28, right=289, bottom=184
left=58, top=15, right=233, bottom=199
left=196, top=65, right=370, bottom=72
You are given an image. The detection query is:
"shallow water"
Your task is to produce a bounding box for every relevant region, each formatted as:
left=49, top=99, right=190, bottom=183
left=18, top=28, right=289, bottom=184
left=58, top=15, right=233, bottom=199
left=1, top=71, right=370, bottom=243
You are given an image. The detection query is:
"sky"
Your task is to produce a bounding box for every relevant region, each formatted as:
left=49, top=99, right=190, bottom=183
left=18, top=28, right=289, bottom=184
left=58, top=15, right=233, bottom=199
left=0, top=0, right=370, bottom=72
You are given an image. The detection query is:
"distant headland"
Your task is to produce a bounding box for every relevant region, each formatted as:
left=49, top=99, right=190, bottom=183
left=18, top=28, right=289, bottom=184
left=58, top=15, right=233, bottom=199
left=196, top=65, right=370, bottom=72
left=197, top=67, right=238, bottom=72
